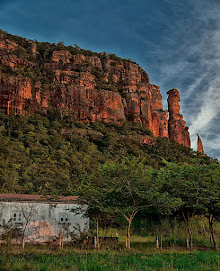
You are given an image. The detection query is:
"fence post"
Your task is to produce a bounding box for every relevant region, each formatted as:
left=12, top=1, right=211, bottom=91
left=94, top=236, right=97, bottom=249
left=59, top=234, right=61, bottom=249
left=186, top=238, right=189, bottom=249
left=156, top=236, right=159, bottom=249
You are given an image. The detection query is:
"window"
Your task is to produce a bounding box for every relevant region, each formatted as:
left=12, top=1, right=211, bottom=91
left=12, top=212, right=23, bottom=223
left=59, top=212, right=69, bottom=224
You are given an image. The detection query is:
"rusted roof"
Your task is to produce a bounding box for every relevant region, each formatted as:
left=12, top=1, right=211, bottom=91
left=0, top=193, right=79, bottom=203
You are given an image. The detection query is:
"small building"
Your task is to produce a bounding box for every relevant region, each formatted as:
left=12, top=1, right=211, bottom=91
left=0, top=193, right=88, bottom=244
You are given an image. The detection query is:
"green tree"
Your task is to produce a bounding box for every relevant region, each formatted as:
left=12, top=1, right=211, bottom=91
left=74, top=170, right=112, bottom=250
left=199, top=164, right=220, bottom=250
left=102, top=158, right=177, bottom=249
left=160, top=161, right=206, bottom=249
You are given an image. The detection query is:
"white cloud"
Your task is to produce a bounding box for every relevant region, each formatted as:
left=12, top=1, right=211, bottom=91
left=184, top=74, right=206, bottom=99
left=189, top=78, right=220, bottom=134
left=153, top=1, right=220, bottom=159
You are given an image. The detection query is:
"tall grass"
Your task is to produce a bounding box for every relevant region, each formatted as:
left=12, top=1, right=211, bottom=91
left=0, top=217, right=219, bottom=270
left=0, top=249, right=219, bottom=271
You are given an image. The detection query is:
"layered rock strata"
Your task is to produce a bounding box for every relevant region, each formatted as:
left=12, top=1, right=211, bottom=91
left=0, top=31, right=191, bottom=147
left=167, top=89, right=191, bottom=147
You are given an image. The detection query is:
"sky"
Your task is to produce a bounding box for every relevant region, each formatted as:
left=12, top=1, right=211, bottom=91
left=0, top=0, right=220, bottom=159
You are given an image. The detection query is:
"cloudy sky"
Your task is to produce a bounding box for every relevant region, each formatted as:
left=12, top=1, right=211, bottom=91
left=0, top=0, right=220, bottom=159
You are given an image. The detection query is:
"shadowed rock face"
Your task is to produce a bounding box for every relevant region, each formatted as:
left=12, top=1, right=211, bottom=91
left=197, top=134, right=205, bottom=154
left=0, top=32, right=191, bottom=146
left=167, top=89, right=191, bottom=147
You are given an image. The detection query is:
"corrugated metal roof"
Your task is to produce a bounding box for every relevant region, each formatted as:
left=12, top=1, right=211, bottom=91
left=0, top=193, right=79, bottom=202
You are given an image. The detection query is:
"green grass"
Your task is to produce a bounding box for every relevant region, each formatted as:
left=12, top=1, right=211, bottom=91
left=0, top=248, right=219, bottom=271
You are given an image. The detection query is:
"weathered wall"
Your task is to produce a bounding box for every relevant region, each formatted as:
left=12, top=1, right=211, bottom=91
left=0, top=201, right=88, bottom=243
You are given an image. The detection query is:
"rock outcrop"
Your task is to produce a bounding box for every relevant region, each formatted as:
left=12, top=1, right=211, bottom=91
left=197, top=134, right=204, bottom=154
left=167, top=89, right=191, bottom=147
left=0, top=30, right=191, bottom=147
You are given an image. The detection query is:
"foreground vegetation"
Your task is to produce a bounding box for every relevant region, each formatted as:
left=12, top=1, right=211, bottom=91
left=0, top=246, right=219, bottom=271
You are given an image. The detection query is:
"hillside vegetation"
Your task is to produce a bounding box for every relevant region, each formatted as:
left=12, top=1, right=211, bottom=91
left=0, top=111, right=211, bottom=194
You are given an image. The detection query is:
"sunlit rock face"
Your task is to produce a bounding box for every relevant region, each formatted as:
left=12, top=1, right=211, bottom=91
left=0, top=32, right=192, bottom=145
left=197, top=134, right=205, bottom=155
left=167, top=89, right=191, bottom=147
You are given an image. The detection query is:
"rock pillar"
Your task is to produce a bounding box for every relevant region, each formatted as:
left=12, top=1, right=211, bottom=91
left=197, top=134, right=204, bottom=154
left=167, top=89, right=191, bottom=147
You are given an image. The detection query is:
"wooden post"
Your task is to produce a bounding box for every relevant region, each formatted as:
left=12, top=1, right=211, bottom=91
left=96, top=218, right=99, bottom=250
left=94, top=236, right=97, bottom=249
left=186, top=238, right=189, bottom=249
left=61, top=235, right=64, bottom=250
left=97, top=237, right=99, bottom=250
left=156, top=236, right=159, bottom=249
left=22, top=235, right=25, bottom=250
left=7, top=101, right=10, bottom=116
left=59, top=235, right=61, bottom=249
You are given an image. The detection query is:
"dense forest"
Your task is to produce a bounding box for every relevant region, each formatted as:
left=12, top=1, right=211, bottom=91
left=0, top=111, right=214, bottom=194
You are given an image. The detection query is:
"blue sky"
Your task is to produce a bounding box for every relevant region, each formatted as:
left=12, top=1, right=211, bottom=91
left=0, top=0, right=220, bottom=159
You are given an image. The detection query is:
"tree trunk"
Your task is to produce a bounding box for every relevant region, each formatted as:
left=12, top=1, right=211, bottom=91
left=186, top=238, right=189, bottom=250
left=22, top=235, right=25, bottom=250
left=189, top=231, right=193, bottom=250
left=209, top=215, right=217, bottom=250
left=123, top=209, right=139, bottom=250
left=59, top=231, right=64, bottom=250
left=96, top=217, right=99, bottom=250
left=187, top=223, right=193, bottom=250
left=186, top=223, right=193, bottom=250
left=181, top=209, right=195, bottom=251
left=127, top=219, right=132, bottom=249
left=61, top=238, right=64, bottom=250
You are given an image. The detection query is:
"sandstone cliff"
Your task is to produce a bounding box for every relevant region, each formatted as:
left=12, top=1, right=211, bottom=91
left=0, top=30, right=190, bottom=147
left=167, top=89, right=191, bottom=147
left=197, top=134, right=205, bottom=155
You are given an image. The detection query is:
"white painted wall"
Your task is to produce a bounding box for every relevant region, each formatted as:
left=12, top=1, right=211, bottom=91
left=0, top=201, right=89, bottom=243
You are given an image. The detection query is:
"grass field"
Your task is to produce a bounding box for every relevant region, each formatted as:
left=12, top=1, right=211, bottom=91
left=0, top=246, right=219, bottom=271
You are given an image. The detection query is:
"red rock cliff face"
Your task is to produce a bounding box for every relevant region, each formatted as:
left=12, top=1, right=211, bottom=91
left=167, top=89, right=191, bottom=147
left=197, top=134, right=204, bottom=154
left=0, top=31, right=192, bottom=145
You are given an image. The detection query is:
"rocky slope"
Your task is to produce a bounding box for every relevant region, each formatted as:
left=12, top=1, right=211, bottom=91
left=0, top=29, right=190, bottom=147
